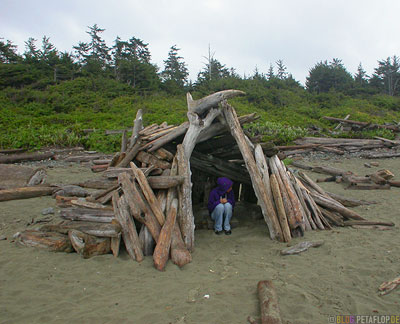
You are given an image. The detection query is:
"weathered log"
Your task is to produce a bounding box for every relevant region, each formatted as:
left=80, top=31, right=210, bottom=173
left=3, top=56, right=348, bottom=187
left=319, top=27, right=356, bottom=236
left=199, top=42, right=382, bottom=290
left=53, top=185, right=88, bottom=198
left=362, top=151, right=400, bottom=159
left=223, top=102, right=283, bottom=241
left=257, top=280, right=283, bottom=324
left=130, top=162, right=166, bottom=227
left=269, top=174, right=291, bottom=242
left=92, top=159, right=112, bottom=165
left=142, top=125, right=178, bottom=142
left=176, top=144, right=195, bottom=249
left=323, top=116, right=400, bottom=132
left=319, top=208, right=344, bottom=226
left=70, top=199, right=112, bottom=210
left=183, top=104, right=222, bottom=159
left=116, top=140, right=142, bottom=168
left=153, top=148, right=174, bottom=161
left=301, top=188, right=325, bottom=230
left=76, top=179, right=117, bottom=190
left=271, top=156, right=304, bottom=230
left=346, top=183, right=391, bottom=190
left=91, top=164, right=109, bottom=172
left=168, top=155, right=192, bottom=267
left=135, top=151, right=171, bottom=169
left=139, top=123, right=158, bottom=136
left=310, top=192, right=365, bottom=220
left=40, top=221, right=121, bottom=238
left=103, top=167, right=162, bottom=179
left=325, top=191, right=377, bottom=207
left=0, top=186, right=55, bottom=202
left=268, top=157, right=300, bottom=233
left=343, top=220, right=395, bottom=227
left=289, top=173, right=313, bottom=231
left=187, top=90, right=245, bottom=115
left=0, top=151, right=55, bottom=164
left=68, top=229, right=111, bottom=258
left=280, top=240, right=324, bottom=255
left=128, top=108, right=143, bottom=150
left=60, top=208, right=114, bottom=223
left=298, top=172, right=328, bottom=196
left=118, top=172, right=161, bottom=242
left=153, top=198, right=178, bottom=271
left=112, top=192, right=144, bottom=262
left=17, top=230, right=73, bottom=252
left=121, top=129, right=128, bottom=153
left=146, top=122, right=189, bottom=153
left=295, top=137, right=385, bottom=146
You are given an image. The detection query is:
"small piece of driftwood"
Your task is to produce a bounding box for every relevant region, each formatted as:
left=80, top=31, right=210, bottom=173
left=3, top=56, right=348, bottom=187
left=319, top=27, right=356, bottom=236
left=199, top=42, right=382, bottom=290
left=280, top=240, right=324, bottom=255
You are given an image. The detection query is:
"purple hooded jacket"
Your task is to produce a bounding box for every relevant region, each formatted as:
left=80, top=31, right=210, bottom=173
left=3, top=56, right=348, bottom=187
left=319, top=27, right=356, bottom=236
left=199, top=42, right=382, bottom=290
left=207, top=177, right=235, bottom=213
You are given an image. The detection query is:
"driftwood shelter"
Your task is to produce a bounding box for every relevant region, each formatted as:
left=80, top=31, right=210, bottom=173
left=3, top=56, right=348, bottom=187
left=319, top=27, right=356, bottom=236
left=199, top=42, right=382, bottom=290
left=11, top=90, right=387, bottom=271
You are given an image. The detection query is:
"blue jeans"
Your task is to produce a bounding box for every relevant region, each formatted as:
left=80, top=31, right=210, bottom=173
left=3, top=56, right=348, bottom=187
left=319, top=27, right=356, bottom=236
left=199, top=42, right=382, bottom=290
left=211, top=203, right=232, bottom=231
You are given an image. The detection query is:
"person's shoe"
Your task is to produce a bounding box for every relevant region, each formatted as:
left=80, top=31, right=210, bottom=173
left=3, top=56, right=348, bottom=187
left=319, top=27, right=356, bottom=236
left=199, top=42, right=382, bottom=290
left=215, top=230, right=223, bottom=235
left=224, top=230, right=232, bottom=235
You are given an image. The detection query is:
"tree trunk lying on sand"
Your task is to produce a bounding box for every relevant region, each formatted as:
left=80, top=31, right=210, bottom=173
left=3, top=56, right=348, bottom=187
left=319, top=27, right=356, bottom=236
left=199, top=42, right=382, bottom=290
left=257, top=280, right=283, bottom=324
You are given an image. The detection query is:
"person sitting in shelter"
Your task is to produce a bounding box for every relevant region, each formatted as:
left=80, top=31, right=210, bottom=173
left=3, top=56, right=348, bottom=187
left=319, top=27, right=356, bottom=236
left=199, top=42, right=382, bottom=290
left=207, top=177, right=235, bottom=235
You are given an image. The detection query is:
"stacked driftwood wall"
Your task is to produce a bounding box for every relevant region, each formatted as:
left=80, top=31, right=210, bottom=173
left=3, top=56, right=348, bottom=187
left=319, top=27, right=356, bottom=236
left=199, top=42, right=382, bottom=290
left=14, top=90, right=393, bottom=270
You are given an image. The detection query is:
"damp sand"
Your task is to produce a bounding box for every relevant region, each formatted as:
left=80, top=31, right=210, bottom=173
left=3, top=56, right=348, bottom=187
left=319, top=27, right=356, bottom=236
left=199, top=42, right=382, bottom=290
left=0, top=157, right=399, bottom=324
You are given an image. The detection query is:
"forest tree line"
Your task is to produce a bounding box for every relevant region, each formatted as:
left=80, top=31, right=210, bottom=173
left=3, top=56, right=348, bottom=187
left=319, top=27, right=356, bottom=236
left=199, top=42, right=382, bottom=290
left=1, top=24, right=400, bottom=99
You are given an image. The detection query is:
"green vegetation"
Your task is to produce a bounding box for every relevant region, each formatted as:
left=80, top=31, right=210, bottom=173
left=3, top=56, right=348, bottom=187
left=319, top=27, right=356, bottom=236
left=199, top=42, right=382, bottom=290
left=1, top=26, right=400, bottom=152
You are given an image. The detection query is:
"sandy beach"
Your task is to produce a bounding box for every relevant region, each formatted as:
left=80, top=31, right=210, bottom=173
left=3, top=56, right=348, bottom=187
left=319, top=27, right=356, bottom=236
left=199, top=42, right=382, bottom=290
left=0, top=156, right=399, bottom=324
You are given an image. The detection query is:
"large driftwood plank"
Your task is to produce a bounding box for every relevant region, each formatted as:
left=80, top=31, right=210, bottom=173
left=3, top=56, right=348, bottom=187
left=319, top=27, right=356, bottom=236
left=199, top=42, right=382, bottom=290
left=153, top=198, right=178, bottom=271
left=223, top=102, right=283, bottom=241
left=0, top=186, right=55, bottom=202
left=112, top=192, right=144, bottom=262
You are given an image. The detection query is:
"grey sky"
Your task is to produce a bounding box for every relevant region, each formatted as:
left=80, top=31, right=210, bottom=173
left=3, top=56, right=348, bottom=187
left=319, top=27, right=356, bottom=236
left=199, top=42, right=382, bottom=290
left=1, top=0, right=399, bottom=85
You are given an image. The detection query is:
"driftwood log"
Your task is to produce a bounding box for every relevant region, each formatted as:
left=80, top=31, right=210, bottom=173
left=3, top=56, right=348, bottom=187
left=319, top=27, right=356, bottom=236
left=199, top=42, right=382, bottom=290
left=68, top=229, right=111, bottom=258
left=257, top=280, right=283, bottom=324
left=17, top=230, right=73, bottom=252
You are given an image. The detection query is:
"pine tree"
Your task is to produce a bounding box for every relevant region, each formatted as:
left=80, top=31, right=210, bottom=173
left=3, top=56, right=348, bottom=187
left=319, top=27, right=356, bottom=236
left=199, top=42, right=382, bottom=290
left=161, top=45, right=188, bottom=93
left=276, top=59, right=288, bottom=80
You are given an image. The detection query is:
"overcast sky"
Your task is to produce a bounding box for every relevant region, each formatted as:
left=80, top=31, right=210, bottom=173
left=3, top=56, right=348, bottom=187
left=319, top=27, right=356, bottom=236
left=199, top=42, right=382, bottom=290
left=1, top=0, right=399, bottom=85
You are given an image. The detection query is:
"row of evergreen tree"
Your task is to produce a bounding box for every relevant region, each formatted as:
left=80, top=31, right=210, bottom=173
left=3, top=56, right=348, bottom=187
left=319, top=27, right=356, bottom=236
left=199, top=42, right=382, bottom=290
left=1, top=24, right=400, bottom=97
